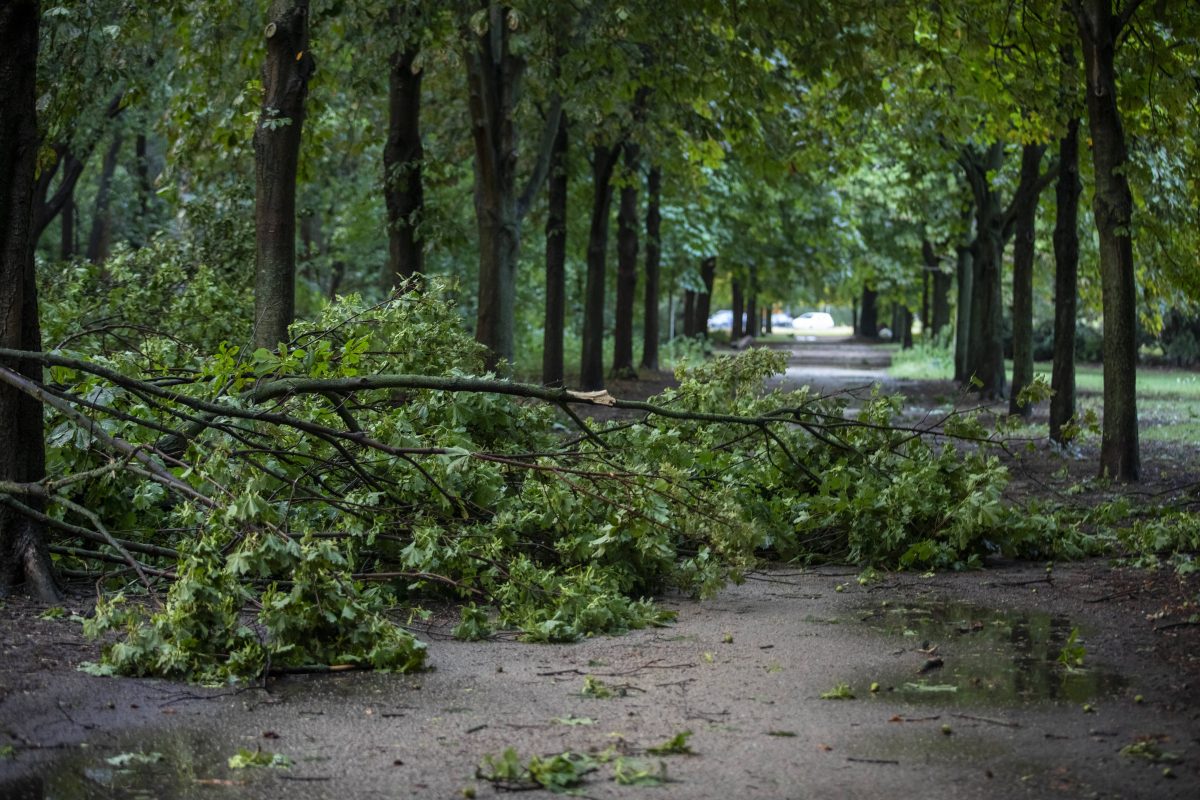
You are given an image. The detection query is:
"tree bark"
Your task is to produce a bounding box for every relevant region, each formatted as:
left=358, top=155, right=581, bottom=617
left=730, top=277, right=744, bottom=340
left=682, top=291, right=696, bottom=338
left=923, top=239, right=951, bottom=338
left=60, top=186, right=75, bottom=260
left=1076, top=0, right=1140, bottom=480
left=953, top=243, right=973, bottom=381
left=253, top=0, right=314, bottom=351
left=859, top=284, right=878, bottom=338
left=85, top=130, right=122, bottom=264
left=1050, top=117, right=1081, bottom=444
left=132, top=132, right=152, bottom=248
left=384, top=45, right=424, bottom=285
left=696, top=257, right=716, bottom=340
left=640, top=165, right=661, bottom=371
left=0, top=0, right=59, bottom=600
left=959, top=143, right=1007, bottom=398
left=579, top=143, right=619, bottom=390
left=611, top=143, right=640, bottom=378
left=542, top=114, right=568, bottom=387
left=901, top=306, right=913, bottom=349
left=465, top=4, right=563, bottom=372
left=1009, top=142, right=1047, bottom=417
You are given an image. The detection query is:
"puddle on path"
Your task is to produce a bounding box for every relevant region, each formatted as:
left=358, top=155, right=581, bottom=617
left=858, top=600, right=1127, bottom=707
left=13, top=728, right=275, bottom=800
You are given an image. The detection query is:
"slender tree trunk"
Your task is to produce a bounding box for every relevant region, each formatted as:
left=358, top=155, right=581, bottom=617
left=763, top=304, right=773, bottom=334
left=923, top=238, right=951, bottom=338
left=747, top=264, right=759, bottom=337
left=1051, top=117, right=1081, bottom=444
left=611, top=143, right=639, bottom=378
left=1076, top=0, right=1139, bottom=480
left=640, top=165, right=661, bottom=371
left=1009, top=142, right=1047, bottom=417
left=85, top=130, right=122, bottom=264
left=695, top=256, right=716, bottom=339
left=921, top=271, right=930, bottom=338
left=542, top=114, right=567, bottom=387
left=60, top=188, right=75, bottom=260
left=580, top=143, right=619, bottom=390
left=953, top=244, right=973, bottom=381
left=851, top=297, right=858, bottom=336
left=901, top=306, right=913, bottom=349
left=132, top=132, right=152, bottom=247
left=859, top=284, right=878, bottom=338
left=731, top=277, right=744, bottom=340
left=682, top=291, right=696, bottom=337
left=384, top=45, right=424, bottom=285
left=0, top=0, right=59, bottom=600
left=253, top=0, right=313, bottom=351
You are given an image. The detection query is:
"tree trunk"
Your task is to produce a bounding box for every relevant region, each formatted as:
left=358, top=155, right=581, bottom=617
left=85, top=130, right=122, bottom=264
left=60, top=187, right=75, bottom=260
left=1076, top=0, right=1139, bottom=480
left=682, top=291, right=696, bottom=338
left=763, top=304, right=773, bottom=334
left=859, top=284, right=878, bottom=338
left=696, top=256, right=716, bottom=339
left=730, top=277, right=744, bottom=340
left=960, top=143, right=1007, bottom=399
left=921, top=271, right=929, bottom=338
left=923, top=238, right=951, bottom=338
left=640, top=165, right=661, bottom=371
left=611, top=143, right=639, bottom=378
left=901, top=306, right=913, bottom=349
left=0, top=0, right=59, bottom=600
left=253, top=0, right=313, bottom=351
left=542, top=114, right=567, bottom=387
left=745, top=298, right=757, bottom=338
left=579, top=143, right=619, bottom=390
left=384, top=45, right=424, bottom=285
left=1009, top=142, right=1047, bottom=417
left=851, top=297, right=858, bottom=336
left=132, top=132, right=152, bottom=248
left=1050, top=117, right=1081, bottom=444
left=953, top=244, right=973, bottom=381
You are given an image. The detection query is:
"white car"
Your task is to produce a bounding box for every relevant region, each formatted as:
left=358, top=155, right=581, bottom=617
left=770, top=312, right=794, bottom=329
left=707, top=310, right=734, bottom=330
left=793, top=311, right=835, bottom=330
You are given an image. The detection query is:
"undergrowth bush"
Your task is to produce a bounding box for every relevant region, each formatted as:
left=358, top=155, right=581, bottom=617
left=29, top=284, right=1071, bottom=682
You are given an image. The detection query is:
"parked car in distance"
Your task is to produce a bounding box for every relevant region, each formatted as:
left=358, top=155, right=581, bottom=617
left=707, top=309, right=734, bottom=330
left=770, top=312, right=794, bottom=329
left=793, top=311, right=835, bottom=330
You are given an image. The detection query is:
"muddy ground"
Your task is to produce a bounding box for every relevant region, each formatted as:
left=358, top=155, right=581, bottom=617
left=2, top=339, right=1198, bottom=799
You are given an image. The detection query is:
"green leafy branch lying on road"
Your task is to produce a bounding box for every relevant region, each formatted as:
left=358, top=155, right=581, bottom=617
left=0, top=285, right=1079, bottom=682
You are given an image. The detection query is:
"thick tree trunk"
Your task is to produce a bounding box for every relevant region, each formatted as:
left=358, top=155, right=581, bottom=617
left=465, top=9, right=520, bottom=372
left=730, top=277, right=744, bottom=340
left=640, top=165, right=661, bottom=371
left=1077, top=0, right=1139, bottom=480
left=542, top=115, right=567, bottom=387
left=763, top=304, right=773, bottom=335
left=384, top=46, right=424, bottom=285
left=953, top=244, right=973, bottom=381
left=859, top=284, right=878, bottom=338
left=0, top=0, right=59, bottom=600
left=1009, top=142, right=1047, bottom=417
left=85, top=130, right=122, bottom=264
left=253, top=0, right=313, bottom=351
left=1050, top=117, right=1081, bottom=444
left=960, top=143, right=1007, bottom=399
left=696, top=256, right=716, bottom=339
left=611, top=143, right=639, bottom=378
left=580, top=143, right=619, bottom=390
